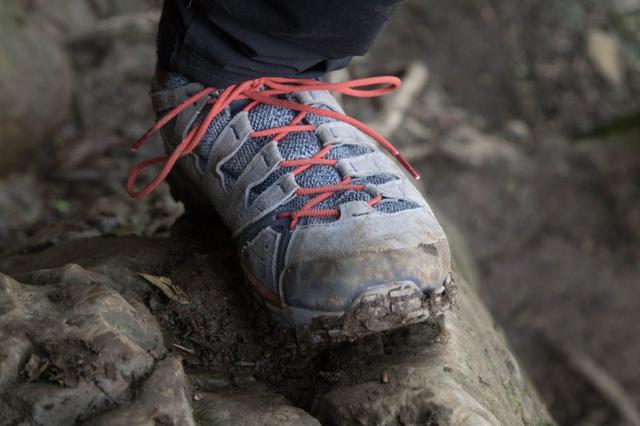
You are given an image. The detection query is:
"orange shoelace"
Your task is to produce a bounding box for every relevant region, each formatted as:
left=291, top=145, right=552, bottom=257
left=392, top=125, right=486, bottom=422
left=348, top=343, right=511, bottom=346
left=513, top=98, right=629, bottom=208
left=127, top=76, right=419, bottom=229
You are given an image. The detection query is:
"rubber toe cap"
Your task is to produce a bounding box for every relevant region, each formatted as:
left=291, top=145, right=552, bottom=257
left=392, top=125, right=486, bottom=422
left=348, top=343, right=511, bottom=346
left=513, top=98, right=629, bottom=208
left=281, top=237, right=450, bottom=312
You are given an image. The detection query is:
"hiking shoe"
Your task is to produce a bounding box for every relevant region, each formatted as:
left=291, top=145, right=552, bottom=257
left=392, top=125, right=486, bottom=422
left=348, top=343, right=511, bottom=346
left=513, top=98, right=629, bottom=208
left=128, top=72, right=452, bottom=343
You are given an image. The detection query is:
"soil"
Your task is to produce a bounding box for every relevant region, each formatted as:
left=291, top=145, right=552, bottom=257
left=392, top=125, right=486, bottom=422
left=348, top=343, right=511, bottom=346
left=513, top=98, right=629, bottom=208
left=0, top=0, right=639, bottom=424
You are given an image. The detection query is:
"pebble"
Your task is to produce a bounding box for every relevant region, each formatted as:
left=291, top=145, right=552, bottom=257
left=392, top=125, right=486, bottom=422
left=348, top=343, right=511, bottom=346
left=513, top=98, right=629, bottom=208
left=587, top=29, right=625, bottom=87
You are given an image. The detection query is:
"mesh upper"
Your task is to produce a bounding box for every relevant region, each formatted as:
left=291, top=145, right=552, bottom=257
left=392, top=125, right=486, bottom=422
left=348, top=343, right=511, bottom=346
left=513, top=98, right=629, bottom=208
left=165, top=73, right=419, bottom=224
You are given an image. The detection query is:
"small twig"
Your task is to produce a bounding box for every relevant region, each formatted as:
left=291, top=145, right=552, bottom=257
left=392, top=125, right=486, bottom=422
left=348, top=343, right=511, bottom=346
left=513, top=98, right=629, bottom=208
left=137, top=273, right=190, bottom=304
left=543, top=331, right=640, bottom=426
left=567, top=350, right=640, bottom=426
left=368, top=61, right=430, bottom=138
left=400, top=143, right=434, bottom=162
left=172, top=343, right=195, bottom=354
left=328, top=68, right=352, bottom=103
left=328, top=68, right=352, bottom=84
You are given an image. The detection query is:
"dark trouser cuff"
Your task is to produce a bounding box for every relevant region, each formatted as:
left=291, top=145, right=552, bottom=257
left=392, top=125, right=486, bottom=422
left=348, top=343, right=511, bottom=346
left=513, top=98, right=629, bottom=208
left=156, top=0, right=403, bottom=87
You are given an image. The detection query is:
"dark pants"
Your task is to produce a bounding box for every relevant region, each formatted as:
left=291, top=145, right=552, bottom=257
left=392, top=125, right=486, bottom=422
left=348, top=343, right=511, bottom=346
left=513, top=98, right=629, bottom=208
left=157, top=0, right=404, bottom=87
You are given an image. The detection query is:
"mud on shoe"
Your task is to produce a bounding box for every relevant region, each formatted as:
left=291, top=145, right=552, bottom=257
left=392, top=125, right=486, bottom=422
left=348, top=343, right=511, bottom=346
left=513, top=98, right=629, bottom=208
left=128, top=73, right=452, bottom=343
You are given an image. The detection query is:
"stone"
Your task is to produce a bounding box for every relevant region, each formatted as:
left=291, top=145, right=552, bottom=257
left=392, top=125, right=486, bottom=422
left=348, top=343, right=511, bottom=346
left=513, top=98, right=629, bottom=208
left=0, top=175, right=44, bottom=245
left=0, top=266, right=166, bottom=425
left=504, top=119, right=532, bottom=143
left=32, top=0, right=98, bottom=39
left=440, top=124, right=527, bottom=171
left=313, top=274, right=550, bottom=425
left=0, top=334, right=31, bottom=389
left=613, top=0, right=640, bottom=14
left=0, top=217, right=552, bottom=425
left=587, top=29, right=625, bottom=87
left=86, top=357, right=195, bottom=426
left=0, top=1, right=73, bottom=176
left=193, top=383, right=321, bottom=426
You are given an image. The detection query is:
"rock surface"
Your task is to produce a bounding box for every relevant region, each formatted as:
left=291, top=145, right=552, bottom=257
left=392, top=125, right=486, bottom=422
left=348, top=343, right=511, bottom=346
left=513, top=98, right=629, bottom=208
left=0, top=1, right=74, bottom=176
left=0, top=217, right=552, bottom=425
left=314, top=278, right=542, bottom=425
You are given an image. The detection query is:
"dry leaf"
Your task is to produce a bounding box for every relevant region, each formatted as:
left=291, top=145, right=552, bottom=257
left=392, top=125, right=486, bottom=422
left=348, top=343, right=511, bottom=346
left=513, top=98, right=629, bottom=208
left=137, top=273, right=190, bottom=304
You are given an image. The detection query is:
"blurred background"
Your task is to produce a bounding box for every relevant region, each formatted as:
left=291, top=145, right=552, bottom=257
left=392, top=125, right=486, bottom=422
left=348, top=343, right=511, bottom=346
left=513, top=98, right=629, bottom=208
left=0, top=0, right=638, bottom=424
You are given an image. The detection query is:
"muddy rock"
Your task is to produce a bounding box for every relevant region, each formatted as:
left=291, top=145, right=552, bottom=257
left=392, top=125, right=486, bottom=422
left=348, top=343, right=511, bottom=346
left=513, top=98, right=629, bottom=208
left=86, top=357, right=195, bottom=426
left=0, top=216, right=552, bottom=425
left=314, top=276, right=547, bottom=426
left=0, top=264, right=165, bottom=425
left=193, top=383, right=321, bottom=426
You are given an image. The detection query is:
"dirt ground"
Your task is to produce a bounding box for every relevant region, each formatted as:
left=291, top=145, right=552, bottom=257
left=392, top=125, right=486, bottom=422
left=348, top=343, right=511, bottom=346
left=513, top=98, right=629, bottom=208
left=1, top=0, right=639, bottom=424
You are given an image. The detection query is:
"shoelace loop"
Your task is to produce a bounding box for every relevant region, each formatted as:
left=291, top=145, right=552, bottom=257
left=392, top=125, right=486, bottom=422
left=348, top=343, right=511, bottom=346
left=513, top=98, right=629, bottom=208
left=127, top=76, right=419, bottom=229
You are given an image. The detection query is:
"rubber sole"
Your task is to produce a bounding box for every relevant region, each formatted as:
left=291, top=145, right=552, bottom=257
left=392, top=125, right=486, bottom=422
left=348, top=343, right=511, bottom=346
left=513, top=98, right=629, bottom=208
left=241, top=266, right=455, bottom=345
left=287, top=274, right=455, bottom=345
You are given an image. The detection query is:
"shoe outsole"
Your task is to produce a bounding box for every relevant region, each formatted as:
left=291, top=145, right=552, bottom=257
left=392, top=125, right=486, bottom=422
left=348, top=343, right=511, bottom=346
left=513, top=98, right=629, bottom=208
left=243, top=269, right=455, bottom=345
left=289, top=273, right=455, bottom=345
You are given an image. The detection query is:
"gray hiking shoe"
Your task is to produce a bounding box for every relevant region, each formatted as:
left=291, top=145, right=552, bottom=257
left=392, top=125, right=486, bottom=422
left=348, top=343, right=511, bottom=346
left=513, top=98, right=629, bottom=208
left=128, top=73, right=451, bottom=343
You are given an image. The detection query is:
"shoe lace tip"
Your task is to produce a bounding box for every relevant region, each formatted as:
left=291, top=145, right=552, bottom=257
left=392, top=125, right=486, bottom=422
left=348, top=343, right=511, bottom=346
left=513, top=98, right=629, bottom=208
left=394, top=153, right=420, bottom=179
